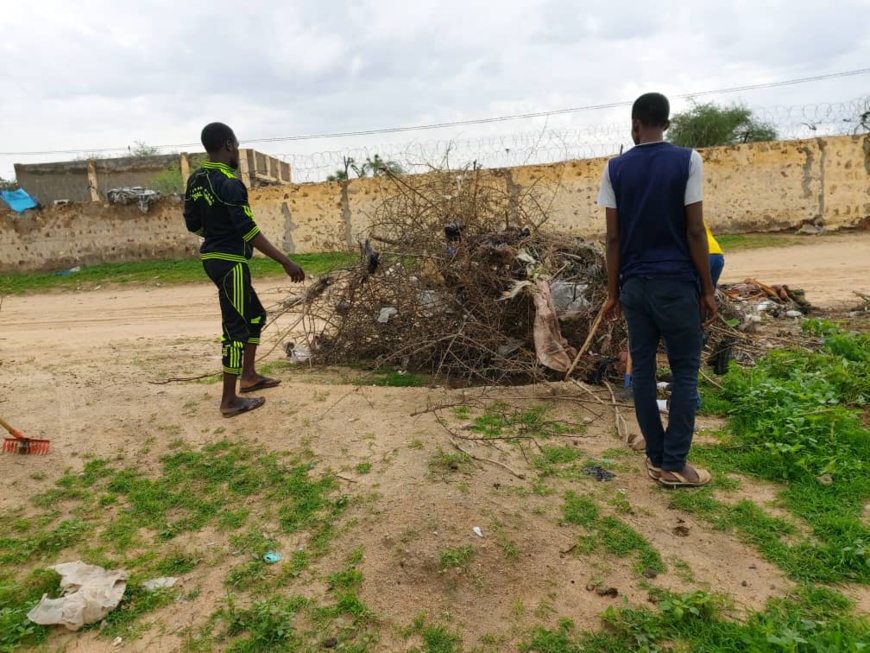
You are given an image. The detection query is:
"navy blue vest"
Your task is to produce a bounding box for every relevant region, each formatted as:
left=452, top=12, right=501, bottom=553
left=608, top=142, right=697, bottom=283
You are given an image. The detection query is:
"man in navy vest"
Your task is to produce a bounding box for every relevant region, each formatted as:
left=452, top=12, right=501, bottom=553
left=598, top=92, right=717, bottom=488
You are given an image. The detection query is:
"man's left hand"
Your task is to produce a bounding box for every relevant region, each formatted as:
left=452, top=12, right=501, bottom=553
left=602, top=296, right=621, bottom=321
left=701, top=293, right=717, bottom=327
left=284, top=261, right=305, bottom=283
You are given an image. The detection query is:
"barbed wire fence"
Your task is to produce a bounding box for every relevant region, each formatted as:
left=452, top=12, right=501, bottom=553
left=3, top=95, right=868, bottom=188
left=274, top=95, right=870, bottom=183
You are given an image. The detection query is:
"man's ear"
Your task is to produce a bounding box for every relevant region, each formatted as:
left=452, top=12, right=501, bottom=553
left=663, top=119, right=670, bottom=131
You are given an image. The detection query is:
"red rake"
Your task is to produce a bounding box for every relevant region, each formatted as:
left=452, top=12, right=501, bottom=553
left=1, top=417, right=51, bottom=455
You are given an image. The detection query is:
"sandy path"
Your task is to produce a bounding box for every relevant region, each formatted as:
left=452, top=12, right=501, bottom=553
left=0, top=282, right=297, bottom=355
left=1, top=232, right=866, bottom=355
left=0, top=234, right=868, bottom=651
left=721, top=232, right=870, bottom=308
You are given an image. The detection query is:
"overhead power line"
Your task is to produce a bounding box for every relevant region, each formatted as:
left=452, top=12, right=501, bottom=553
left=3, top=67, right=869, bottom=157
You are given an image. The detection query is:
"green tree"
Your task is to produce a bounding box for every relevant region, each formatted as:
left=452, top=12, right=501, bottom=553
left=326, top=169, right=349, bottom=182
left=129, top=141, right=161, bottom=157
left=153, top=162, right=183, bottom=195
left=326, top=154, right=404, bottom=181
left=668, top=102, right=778, bottom=148
left=0, top=176, right=17, bottom=191
left=363, top=154, right=404, bottom=177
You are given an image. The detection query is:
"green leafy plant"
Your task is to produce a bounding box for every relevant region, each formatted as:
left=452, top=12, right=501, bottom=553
left=686, top=325, right=870, bottom=583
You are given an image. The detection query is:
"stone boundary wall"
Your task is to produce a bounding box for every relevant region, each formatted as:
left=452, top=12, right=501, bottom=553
left=2, top=135, right=867, bottom=273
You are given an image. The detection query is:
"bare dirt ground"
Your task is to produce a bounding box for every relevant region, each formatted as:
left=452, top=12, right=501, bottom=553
left=720, top=231, right=870, bottom=309
left=0, top=234, right=868, bottom=652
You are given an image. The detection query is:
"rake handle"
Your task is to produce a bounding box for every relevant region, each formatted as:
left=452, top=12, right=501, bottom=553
left=0, top=417, right=26, bottom=440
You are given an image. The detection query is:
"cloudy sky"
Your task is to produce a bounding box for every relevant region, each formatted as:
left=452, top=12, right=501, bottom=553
left=1, top=0, right=868, bottom=181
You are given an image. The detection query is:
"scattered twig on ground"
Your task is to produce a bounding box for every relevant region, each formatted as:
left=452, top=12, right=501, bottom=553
left=700, top=369, right=725, bottom=390
left=569, top=379, right=608, bottom=406
left=448, top=438, right=527, bottom=480
left=604, top=380, right=629, bottom=444
left=410, top=401, right=470, bottom=417
left=149, top=373, right=218, bottom=385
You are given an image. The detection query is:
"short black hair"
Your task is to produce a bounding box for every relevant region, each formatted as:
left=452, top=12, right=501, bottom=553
left=631, top=93, right=670, bottom=128
left=201, top=122, right=236, bottom=154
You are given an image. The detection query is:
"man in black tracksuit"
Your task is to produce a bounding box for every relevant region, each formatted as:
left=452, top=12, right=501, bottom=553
left=184, top=122, right=305, bottom=418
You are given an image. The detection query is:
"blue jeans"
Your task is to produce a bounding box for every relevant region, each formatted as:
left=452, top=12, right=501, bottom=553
left=621, top=277, right=702, bottom=472
left=709, top=254, right=725, bottom=288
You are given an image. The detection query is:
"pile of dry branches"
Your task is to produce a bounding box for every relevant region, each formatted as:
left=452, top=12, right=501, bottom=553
left=287, top=166, right=625, bottom=385
left=282, top=166, right=816, bottom=385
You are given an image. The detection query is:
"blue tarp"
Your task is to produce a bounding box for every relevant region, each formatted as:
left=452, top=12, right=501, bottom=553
left=1, top=188, right=38, bottom=214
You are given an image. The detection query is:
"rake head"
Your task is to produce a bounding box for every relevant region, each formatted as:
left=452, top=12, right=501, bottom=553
left=2, top=437, right=51, bottom=455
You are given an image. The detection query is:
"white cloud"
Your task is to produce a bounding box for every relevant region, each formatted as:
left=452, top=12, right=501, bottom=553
left=1, top=0, right=868, bottom=179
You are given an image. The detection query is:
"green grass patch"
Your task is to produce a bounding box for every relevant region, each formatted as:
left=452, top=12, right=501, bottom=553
left=562, top=492, right=599, bottom=527
left=668, top=487, right=870, bottom=584
left=155, top=550, right=201, bottom=576
left=357, top=370, right=429, bottom=387
left=0, top=518, right=89, bottom=564
left=429, top=448, right=475, bottom=477
left=439, top=546, right=475, bottom=572
left=521, top=585, right=869, bottom=652
left=562, top=492, right=665, bottom=575
left=696, top=382, right=732, bottom=417
left=212, top=589, right=378, bottom=652
left=693, top=323, right=870, bottom=583
left=0, top=440, right=348, bottom=648
left=716, top=232, right=810, bottom=251
left=538, top=446, right=584, bottom=466
left=99, top=582, right=176, bottom=640
left=464, top=403, right=575, bottom=440
left=406, top=614, right=464, bottom=653
left=0, top=568, right=61, bottom=651
left=0, top=252, right=357, bottom=295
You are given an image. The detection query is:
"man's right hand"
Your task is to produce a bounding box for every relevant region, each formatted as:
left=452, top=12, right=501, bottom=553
left=700, top=292, right=717, bottom=327
left=284, top=260, right=305, bottom=283
left=602, top=296, right=621, bottom=321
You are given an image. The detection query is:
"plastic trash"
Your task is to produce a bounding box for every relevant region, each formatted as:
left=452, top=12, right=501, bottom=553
left=263, top=552, right=282, bottom=564
left=549, top=281, right=590, bottom=314
left=142, top=577, right=177, bottom=591
left=377, top=307, right=398, bottom=323
left=497, top=339, right=525, bottom=357
left=472, top=527, right=484, bottom=538
left=55, top=266, right=81, bottom=277
left=106, top=186, right=160, bottom=214
left=27, top=561, right=127, bottom=631
left=285, top=343, right=311, bottom=364
left=1, top=188, right=38, bottom=213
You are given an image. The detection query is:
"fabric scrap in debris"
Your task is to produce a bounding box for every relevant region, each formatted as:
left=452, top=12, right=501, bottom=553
left=531, top=279, right=577, bottom=372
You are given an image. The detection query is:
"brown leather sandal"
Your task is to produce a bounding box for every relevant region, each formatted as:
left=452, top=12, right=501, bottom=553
left=657, top=467, right=712, bottom=488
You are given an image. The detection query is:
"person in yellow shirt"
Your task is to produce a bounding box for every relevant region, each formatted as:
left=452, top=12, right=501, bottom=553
left=628, top=224, right=725, bottom=411
left=706, top=225, right=725, bottom=288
